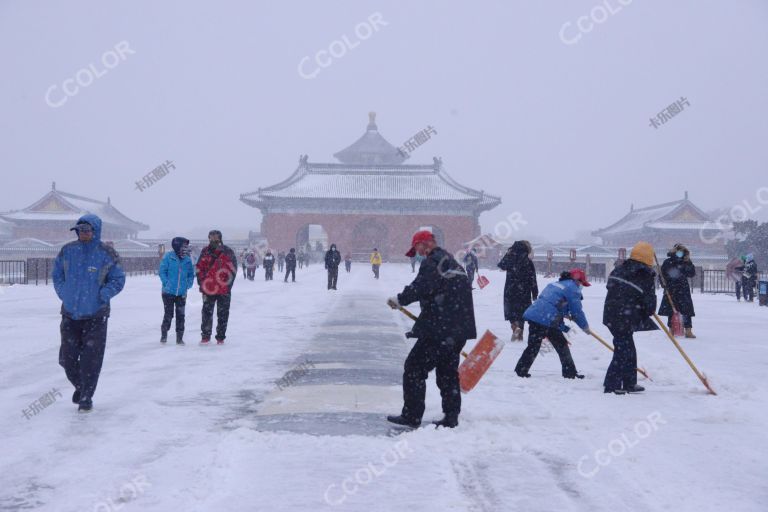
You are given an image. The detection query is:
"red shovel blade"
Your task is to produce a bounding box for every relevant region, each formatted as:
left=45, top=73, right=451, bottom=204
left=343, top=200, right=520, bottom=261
left=477, top=275, right=490, bottom=289
left=671, top=312, right=684, bottom=337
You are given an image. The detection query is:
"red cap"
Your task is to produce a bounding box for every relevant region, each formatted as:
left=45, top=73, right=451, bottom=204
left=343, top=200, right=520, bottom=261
left=569, top=268, right=591, bottom=287
left=405, top=230, right=435, bottom=257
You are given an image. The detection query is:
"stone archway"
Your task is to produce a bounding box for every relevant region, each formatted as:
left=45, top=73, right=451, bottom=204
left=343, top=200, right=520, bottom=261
left=351, top=218, right=388, bottom=259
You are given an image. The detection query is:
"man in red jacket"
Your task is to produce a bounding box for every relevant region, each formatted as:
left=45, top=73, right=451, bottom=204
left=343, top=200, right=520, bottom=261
left=195, top=230, right=237, bottom=345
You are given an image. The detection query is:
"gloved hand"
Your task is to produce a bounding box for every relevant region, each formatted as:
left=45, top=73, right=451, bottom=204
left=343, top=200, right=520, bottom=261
left=387, top=297, right=400, bottom=310
left=583, top=327, right=592, bottom=336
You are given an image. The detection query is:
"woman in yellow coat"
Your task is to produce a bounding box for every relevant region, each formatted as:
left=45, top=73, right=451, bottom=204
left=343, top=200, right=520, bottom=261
left=370, top=249, right=382, bottom=279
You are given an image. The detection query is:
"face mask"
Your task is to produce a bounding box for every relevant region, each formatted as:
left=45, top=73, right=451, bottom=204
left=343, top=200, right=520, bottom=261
left=675, top=250, right=684, bottom=258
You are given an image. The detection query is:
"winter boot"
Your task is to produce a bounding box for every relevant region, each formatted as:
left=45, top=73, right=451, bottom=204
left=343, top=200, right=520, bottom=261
left=625, top=385, right=645, bottom=393
left=386, top=415, right=421, bottom=428
left=216, top=339, right=225, bottom=345
left=515, top=368, right=531, bottom=378
left=432, top=415, right=459, bottom=428
left=160, top=332, right=168, bottom=344
left=176, top=333, right=185, bottom=345
left=72, top=389, right=81, bottom=404
left=604, top=388, right=627, bottom=395
left=564, top=373, right=585, bottom=379
left=78, top=398, right=93, bottom=413
left=201, top=337, right=210, bottom=345
left=684, top=328, right=697, bottom=339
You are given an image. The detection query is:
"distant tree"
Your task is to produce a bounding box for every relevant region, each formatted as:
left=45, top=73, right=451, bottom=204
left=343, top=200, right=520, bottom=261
left=726, top=220, right=768, bottom=268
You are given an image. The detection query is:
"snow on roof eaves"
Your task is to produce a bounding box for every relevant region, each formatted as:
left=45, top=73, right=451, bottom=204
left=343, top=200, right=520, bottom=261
left=4, top=190, right=149, bottom=231
left=242, top=162, right=501, bottom=207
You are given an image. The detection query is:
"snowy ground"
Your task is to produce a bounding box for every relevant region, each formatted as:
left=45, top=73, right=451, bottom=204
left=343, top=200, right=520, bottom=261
left=1, top=263, right=766, bottom=512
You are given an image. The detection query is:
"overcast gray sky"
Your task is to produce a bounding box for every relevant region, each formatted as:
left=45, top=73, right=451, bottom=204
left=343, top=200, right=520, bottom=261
left=1, top=0, right=766, bottom=242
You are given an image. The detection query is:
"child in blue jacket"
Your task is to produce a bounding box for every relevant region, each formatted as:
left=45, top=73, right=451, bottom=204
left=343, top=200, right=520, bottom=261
left=514, top=269, right=591, bottom=379
left=158, top=237, right=195, bottom=344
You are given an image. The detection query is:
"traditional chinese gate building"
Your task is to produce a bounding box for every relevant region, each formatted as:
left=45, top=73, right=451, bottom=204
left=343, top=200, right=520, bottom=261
left=240, top=113, right=501, bottom=259
left=592, top=192, right=727, bottom=252
left=0, top=182, right=149, bottom=242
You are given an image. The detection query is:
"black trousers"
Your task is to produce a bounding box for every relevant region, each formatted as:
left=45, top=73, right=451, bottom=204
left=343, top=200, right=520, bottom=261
left=161, top=293, right=186, bottom=335
left=265, top=266, right=274, bottom=280
left=285, top=267, right=296, bottom=282
left=401, top=337, right=467, bottom=421
left=467, top=268, right=475, bottom=285
left=735, top=280, right=742, bottom=300
left=603, top=328, right=637, bottom=391
left=201, top=293, right=231, bottom=341
left=345, top=261, right=351, bottom=272
left=278, top=261, right=284, bottom=271
left=59, top=315, right=109, bottom=401
left=327, top=267, right=338, bottom=289
left=372, top=264, right=380, bottom=279
left=743, top=277, right=756, bottom=301
left=246, top=267, right=256, bottom=280
left=514, top=322, right=578, bottom=377
left=242, top=265, right=247, bottom=279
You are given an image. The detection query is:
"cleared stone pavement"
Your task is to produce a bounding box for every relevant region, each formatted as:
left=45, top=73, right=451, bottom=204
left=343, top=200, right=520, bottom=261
left=253, top=270, right=413, bottom=436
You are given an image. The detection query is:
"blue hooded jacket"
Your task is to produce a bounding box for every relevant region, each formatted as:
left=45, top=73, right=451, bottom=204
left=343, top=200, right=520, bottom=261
left=523, top=278, right=589, bottom=332
left=159, top=237, right=195, bottom=296
left=52, top=214, right=126, bottom=319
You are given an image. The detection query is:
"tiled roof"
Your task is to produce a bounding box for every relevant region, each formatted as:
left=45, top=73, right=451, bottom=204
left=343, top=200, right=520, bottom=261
left=0, top=189, right=149, bottom=232
left=332, top=112, right=407, bottom=165
left=593, top=198, right=714, bottom=236
left=241, top=161, right=500, bottom=211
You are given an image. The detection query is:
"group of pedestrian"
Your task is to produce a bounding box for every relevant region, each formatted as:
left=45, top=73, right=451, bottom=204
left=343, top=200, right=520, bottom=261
left=52, top=213, right=756, bottom=422
left=727, top=253, right=760, bottom=302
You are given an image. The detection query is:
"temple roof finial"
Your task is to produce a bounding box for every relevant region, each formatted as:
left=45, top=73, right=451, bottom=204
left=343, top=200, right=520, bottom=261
left=684, top=190, right=689, bottom=200
left=367, top=111, right=377, bottom=131
left=52, top=181, right=56, bottom=191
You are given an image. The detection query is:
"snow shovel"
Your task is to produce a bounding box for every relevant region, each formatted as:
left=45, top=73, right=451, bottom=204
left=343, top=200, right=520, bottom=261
left=589, top=331, right=652, bottom=381
left=654, top=255, right=685, bottom=337
left=391, top=303, right=469, bottom=358
left=653, top=313, right=716, bottom=395
left=476, top=273, right=490, bottom=289
left=391, top=304, right=505, bottom=392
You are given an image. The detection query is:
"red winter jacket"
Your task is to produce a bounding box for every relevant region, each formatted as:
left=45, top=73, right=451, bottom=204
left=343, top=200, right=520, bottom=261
left=196, top=244, right=237, bottom=295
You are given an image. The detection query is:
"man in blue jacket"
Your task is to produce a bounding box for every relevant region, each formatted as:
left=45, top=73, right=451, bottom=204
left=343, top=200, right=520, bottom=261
left=158, top=237, right=195, bottom=344
left=53, top=214, right=125, bottom=412
left=514, top=269, right=591, bottom=379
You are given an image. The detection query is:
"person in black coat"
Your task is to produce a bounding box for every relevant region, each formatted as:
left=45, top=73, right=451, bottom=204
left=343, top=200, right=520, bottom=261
left=284, top=248, right=297, bottom=282
left=498, top=240, right=538, bottom=341
left=742, top=254, right=758, bottom=302
left=277, top=251, right=285, bottom=272
left=603, top=242, right=658, bottom=394
left=325, top=243, right=342, bottom=290
left=658, top=243, right=696, bottom=338
left=263, top=250, right=275, bottom=281
left=386, top=231, right=477, bottom=429
left=463, top=249, right=479, bottom=285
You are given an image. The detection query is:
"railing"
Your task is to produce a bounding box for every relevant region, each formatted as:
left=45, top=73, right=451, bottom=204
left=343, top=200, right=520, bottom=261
left=700, top=270, right=768, bottom=294
left=0, top=260, right=26, bottom=284
left=25, top=256, right=162, bottom=285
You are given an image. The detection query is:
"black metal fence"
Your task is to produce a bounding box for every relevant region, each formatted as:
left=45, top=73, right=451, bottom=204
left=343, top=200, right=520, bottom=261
left=22, top=256, right=162, bottom=285
left=0, top=260, right=26, bottom=284
left=700, top=270, right=768, bottom=294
